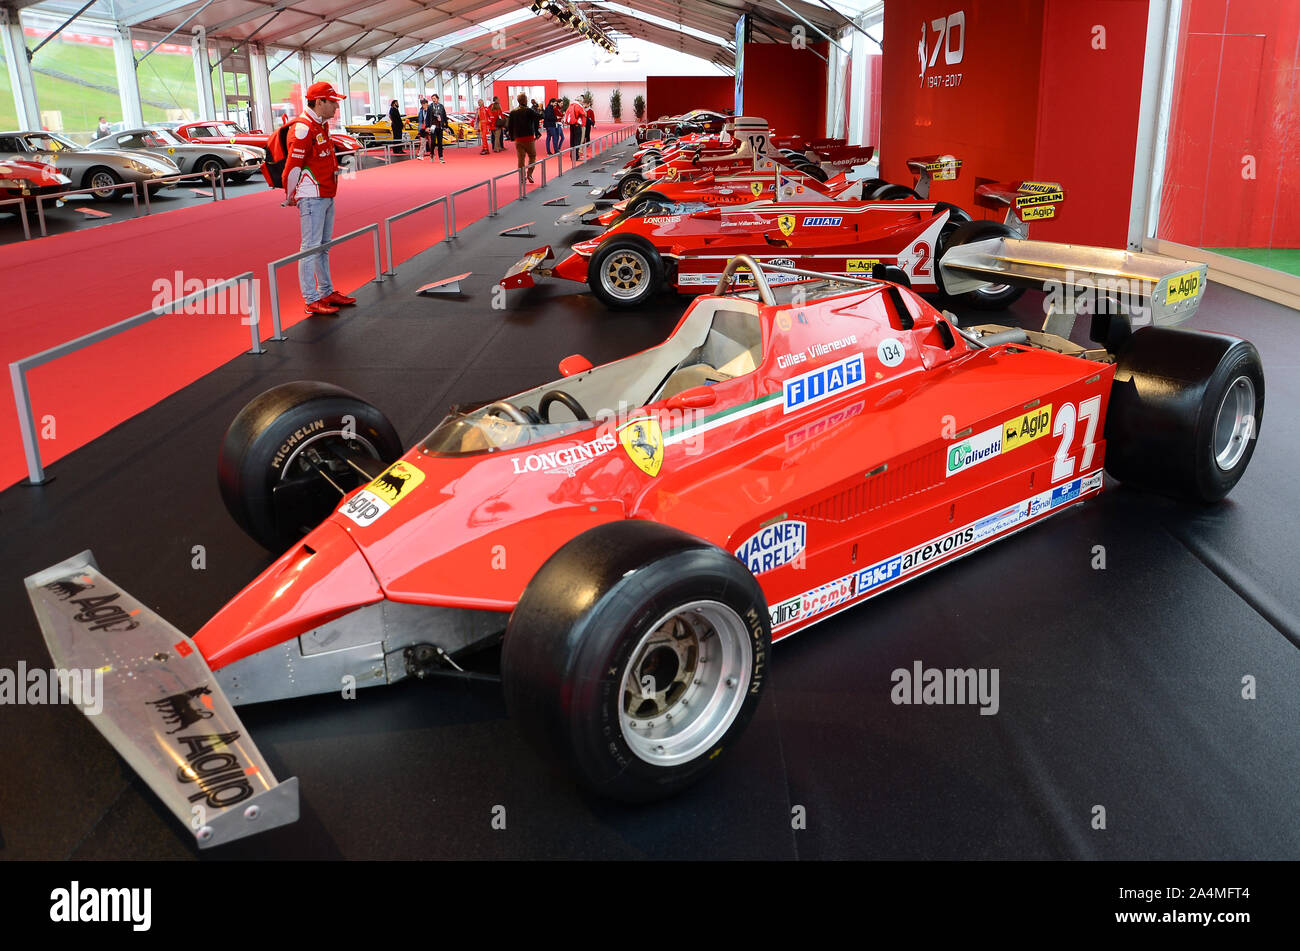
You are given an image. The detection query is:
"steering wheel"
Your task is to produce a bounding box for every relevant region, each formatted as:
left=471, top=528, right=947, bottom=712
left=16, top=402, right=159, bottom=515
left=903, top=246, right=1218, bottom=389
left=483, top=400, right=534, bottom=426
left=538, top=389, right=589, bottom=422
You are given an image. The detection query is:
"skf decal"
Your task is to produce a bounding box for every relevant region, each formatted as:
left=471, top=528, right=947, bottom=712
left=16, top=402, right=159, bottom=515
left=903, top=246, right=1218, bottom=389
left=1165, top=270, right=1202, bottom=305
left=735, top=519, right=806, bottom=574
left=619, top=417, right=664, bottom=477
left=802, top=215, right=842, bottom=227
left=1002, top=405, right=1052, bottom=452
left=783, top=353, right=865, bottom=413
left=777, top=214, right=796, bottom=237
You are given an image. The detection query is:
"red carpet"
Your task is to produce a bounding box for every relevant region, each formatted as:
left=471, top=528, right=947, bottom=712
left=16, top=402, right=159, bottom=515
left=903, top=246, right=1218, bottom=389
left=0, top=127, right=631, bottom=488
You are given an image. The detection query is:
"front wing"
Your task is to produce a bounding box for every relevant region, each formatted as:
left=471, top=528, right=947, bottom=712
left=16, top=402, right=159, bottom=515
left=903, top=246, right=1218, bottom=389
left=500, top=245, right=555, bottom=289
left=25, top=551, right=299, bottom=848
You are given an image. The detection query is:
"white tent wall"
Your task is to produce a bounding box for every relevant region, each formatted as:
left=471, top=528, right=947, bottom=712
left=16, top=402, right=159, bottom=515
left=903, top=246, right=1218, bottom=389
left=556, top=81, right=645, bottom=123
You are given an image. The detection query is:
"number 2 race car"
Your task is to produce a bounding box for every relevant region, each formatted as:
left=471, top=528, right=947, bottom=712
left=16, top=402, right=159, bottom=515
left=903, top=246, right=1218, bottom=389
left=27, top=247, right=1260, bottom=848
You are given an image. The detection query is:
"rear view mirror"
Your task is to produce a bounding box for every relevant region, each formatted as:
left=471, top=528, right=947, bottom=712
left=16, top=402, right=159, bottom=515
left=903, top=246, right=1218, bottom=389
left=666, top=386, right=717, bottom=410
left=559, top=354, right=593, bottom=377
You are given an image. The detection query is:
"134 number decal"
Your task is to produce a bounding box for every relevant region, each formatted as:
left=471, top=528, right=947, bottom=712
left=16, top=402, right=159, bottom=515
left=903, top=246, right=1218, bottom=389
left=1052, top=396, right=1101, bottom=482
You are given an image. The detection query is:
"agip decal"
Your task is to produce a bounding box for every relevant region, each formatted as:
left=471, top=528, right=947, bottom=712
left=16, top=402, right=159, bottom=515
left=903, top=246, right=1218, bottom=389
left=341, top=460, right=427, bottom=527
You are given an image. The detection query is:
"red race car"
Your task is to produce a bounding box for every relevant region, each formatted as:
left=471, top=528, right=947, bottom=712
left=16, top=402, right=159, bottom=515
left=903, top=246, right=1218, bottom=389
left=636, top=108, right=730, bottom=143
left=504, top=167, right=1043, bottom=311
left=0, top=157, right=71, bottom=205
left=176, top=119, right=362, bottom=164
left=27, top=247, right=1254, bottom=847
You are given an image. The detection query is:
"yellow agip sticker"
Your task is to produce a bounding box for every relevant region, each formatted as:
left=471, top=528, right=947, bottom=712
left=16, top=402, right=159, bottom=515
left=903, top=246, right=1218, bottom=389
left=1002, top=405, right=1053, bottom=452
left=846, top=258, right=881, bottom=272
left=367, top=460, right=425, bottom=505
left=1165, top=270, right=1202, bottom=305
left=620, top=417, right=664, bottom=477
left=1020, top=205, right=1056, bottom=220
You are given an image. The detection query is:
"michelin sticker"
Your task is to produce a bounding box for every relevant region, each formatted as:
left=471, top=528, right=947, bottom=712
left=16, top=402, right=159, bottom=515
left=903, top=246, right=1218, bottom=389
left=735, top=519, right=806, bottom=574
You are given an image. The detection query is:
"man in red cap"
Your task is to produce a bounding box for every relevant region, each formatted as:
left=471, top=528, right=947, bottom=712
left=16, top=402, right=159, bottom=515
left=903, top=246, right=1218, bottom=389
left=283, top=81, right=356, bottom=316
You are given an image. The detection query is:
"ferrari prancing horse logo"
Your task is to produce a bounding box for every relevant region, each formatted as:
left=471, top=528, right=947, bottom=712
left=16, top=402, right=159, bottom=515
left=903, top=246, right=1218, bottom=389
left=778, top=214, right=796, bottom=237
left=620, top=417, right=664, bottom=477
left=750, top=182, right=763, bottom=197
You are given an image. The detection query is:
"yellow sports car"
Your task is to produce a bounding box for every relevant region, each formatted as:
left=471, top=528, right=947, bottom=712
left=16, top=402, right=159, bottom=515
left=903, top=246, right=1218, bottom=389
left=344, top=113, right=419, bottom=143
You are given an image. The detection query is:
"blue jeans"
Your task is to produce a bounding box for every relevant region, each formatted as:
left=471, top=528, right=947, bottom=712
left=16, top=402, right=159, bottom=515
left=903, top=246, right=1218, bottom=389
left=545, top=126, right=562, bottom=154
left=297, top=196, right=335, bottom=303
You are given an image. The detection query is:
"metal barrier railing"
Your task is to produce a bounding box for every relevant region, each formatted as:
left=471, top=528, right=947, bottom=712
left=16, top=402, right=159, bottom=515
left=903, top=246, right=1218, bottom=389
left=215, top=162, right=265, bottom=199
left=267, top=222, right=384, bottom=340
left=0, top=195, right=33, bottom=241
left=9, top=271, right=262, bottom=485
left=447, top=179, right=493, bottom=239
left=382, top=195, right=452, bottom=274
left=141, top=169, right=220, bottom=213
left=35, top=180, right=140, bottom=237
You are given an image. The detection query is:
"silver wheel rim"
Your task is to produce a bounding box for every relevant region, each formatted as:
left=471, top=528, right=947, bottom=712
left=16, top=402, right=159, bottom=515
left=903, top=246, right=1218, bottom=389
left=621, top=177, right=644, bottom=198
left=280, top=428, right=381, bottom=482
left=1213, top=374, right=1256, bottom=471
left=91, top=172, right=115, bottom=194
left=619, top=599, right=752, bottom=766
left=976, top=282, right=1012, bottom=297
left=601, top=249, right=651, bottom=300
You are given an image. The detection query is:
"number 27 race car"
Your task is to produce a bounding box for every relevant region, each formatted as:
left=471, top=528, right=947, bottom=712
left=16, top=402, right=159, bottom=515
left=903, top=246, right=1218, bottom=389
left=26, top=247, right=1261, bottom=848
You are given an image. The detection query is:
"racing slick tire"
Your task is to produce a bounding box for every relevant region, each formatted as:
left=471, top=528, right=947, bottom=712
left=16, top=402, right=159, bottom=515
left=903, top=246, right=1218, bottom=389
left=869, top=182, right=922, bottom=201
left=617, top=172, right=648, bottom=200
left=935, top=218, right=1027, bottom=310
left=1103, top=327, right=1264, bottom=503
left=621, top=190, right=673, bottom=216
left=502, top=520, right=770, bottom=802
left=793, top=162, right=829, bottom=183
left=588, top=235, right=665, bottom=309
left=219, top=381, right=403, bottom=551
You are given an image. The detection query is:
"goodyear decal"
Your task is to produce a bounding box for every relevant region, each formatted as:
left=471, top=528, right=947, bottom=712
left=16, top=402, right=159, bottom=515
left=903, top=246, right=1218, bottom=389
left=771, top=471, right=1102, bottom=631
left=1165, top=269, right=1202, bottom=305
left=802, top=215, right=842, bottom=226
left=341, top=460, right=426, bottom=527
left=783, top=353, right=865, bottom=413
left=735, top=519, right=806, bottom=574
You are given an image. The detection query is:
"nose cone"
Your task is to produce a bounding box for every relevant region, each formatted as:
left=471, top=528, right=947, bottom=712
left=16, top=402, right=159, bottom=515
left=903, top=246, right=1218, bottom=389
left=196, top=520, right=383, bottom=670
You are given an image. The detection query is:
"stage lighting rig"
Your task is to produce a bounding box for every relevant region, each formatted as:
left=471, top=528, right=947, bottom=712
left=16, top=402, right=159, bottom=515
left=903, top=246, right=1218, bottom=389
left=529, top=1, right=619, bottom=55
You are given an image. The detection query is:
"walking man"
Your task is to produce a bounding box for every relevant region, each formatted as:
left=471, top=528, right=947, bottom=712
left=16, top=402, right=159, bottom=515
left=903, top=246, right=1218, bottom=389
left=509, top=93, right=539, bottom=184
left=283, top=81, right=355, bottom=316
left=426, top=94, right=447, bottom=163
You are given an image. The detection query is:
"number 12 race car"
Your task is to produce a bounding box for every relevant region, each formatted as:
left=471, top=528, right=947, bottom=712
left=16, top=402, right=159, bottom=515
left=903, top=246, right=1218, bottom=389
left=26, top=247, right=1260, bottom=848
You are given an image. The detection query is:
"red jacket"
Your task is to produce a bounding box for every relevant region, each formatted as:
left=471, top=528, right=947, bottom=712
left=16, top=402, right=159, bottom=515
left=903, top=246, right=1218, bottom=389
left=282, top=110, right=338, bottom=199
left=564, top=102, right=586, bottom=125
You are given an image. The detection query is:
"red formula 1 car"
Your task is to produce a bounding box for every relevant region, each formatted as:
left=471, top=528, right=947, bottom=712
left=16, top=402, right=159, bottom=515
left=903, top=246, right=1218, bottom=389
left=504, top=167, right=1043, bottom=311
left=27, top=246, right=1255, bottom=847
left=176, top=119, right=363, bottom=164
left=607, top=118, right=875, bottom=199
left=0, top=157, right=71, bottom=206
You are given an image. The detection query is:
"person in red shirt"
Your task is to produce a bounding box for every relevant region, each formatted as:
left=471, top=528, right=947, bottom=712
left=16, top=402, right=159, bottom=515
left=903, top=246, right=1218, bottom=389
left=563, top=99, right=586, bottom=161
left=282, top=82, right=356, bottom=316
left=475, top=100, right=492, bottom=155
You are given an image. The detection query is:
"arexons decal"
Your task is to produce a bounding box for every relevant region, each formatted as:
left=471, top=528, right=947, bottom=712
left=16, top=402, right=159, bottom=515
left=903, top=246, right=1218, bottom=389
left=735, top=519, right=806, bottom=573
left=772, top=472, right=1102, bottom=631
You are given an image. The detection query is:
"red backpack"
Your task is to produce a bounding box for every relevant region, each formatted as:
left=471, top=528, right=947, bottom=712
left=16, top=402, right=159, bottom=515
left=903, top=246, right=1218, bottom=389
left=261, top=118, right=305, bottom=189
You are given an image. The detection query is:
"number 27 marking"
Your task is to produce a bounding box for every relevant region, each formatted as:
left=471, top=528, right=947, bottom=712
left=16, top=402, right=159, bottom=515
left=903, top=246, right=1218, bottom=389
left=1052, top=396, right=1101, bottom=482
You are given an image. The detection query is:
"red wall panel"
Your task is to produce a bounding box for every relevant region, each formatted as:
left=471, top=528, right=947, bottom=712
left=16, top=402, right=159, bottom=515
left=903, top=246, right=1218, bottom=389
left=739, top=42, right=828, bottom=137
left=1158, top=0, right=1300, bottom=248
left=1031, top=0, right=1150, bottom=246
left=882, top=1, right=1046, bottom=210
left=491, top=80, right=560, bottom=109
left=644, top=76, right=734, bottom=120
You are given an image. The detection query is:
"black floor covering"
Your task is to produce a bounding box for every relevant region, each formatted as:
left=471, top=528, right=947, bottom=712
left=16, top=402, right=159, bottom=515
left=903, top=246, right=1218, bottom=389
left=2, top=148, right=1298, bottom=860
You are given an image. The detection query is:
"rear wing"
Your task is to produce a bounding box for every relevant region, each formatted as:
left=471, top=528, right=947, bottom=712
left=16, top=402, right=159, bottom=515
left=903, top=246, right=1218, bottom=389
left=938, top=237, right=1208, bottom=329
left=975, top=181, right=1065, bottom=233
left=25, top=551, right=299, bottom=848
left=906, top=155, right=962, bottom=199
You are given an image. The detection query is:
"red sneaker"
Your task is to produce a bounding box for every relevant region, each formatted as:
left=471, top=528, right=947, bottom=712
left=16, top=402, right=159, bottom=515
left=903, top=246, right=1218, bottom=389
left=323, top=291, right=357, bottom=306
left=305, top=300, right=340, bottom=316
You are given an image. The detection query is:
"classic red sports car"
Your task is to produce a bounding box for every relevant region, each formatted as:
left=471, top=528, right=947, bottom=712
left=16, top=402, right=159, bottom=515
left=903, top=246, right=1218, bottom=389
left=504, top=169, right=1041, bottom=311
left=636, top=108, right=730, bottom=143
left=0, top=157, right=71, bottom=205
left=27, top=247, right=1254, bottom=847
left=176, top=119, right=362, bottom=162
